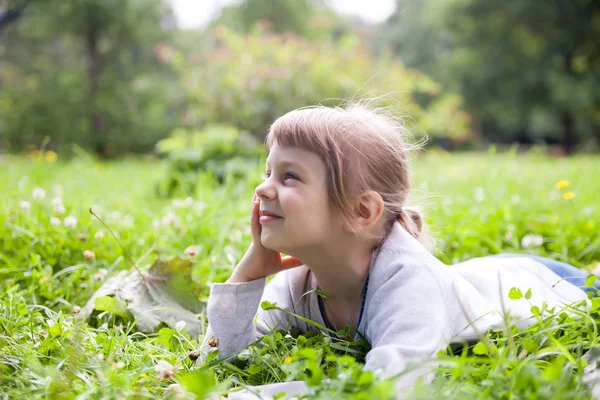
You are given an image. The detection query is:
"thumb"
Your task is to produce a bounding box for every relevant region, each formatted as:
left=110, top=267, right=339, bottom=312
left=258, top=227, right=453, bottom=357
left=281, top=255, right=303, bottom=270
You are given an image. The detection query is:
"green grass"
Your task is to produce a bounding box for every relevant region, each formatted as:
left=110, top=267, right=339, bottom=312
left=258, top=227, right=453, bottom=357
left=0, top=148, right=599, bottom=399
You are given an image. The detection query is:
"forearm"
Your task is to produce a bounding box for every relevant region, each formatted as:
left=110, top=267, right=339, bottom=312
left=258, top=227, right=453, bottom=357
left=203, top=278, right=267, bottom=358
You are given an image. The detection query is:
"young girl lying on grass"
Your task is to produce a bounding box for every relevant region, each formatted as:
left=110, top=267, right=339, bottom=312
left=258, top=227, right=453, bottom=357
left=201, top=101, right=596, bottom=398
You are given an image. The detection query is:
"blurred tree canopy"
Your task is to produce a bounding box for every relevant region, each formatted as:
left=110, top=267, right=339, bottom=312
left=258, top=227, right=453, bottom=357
left=378, top=0, right=600, bottom=152
left=164, top=24, right=470, bottom=145
left=0, top=0, right=470, bottom=156
left=0, top=0, right=179, bottom=156
left=2, top=0, right=596, bottom=156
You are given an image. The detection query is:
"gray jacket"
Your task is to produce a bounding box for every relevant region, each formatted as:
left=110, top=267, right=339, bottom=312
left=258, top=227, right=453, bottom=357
left=203, top=222, right=588, bottom=398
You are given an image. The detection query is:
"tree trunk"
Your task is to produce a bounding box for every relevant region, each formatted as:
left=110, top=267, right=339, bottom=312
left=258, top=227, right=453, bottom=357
left=560, top=111, right=575, bottom=155
left=561, top=52, right=576, bottom=155
left=85, top=26, right=105, bottom=157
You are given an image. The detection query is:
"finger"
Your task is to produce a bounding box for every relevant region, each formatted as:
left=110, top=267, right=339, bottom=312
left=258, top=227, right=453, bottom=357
left=281, top=256, right=303, bottom=270
left=250, top=198, right=261, bottom=239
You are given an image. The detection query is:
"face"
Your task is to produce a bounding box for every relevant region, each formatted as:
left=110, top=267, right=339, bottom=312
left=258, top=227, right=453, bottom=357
left=255, top=144, right=342, bottom=254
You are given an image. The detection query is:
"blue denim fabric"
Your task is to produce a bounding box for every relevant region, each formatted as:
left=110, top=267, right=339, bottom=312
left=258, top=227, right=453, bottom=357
left=487, top=253, right=599, bottom=294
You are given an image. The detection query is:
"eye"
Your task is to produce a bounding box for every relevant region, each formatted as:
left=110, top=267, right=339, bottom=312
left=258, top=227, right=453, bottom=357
left=262, top=171, right=271, bottom=180
left=284, top=172, right=298, bottom=181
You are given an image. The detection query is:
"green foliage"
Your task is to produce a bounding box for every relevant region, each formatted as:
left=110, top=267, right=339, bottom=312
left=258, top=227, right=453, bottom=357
left=167, top=25, right=471, bottom=144
left=209, top=0, right=345, bottom=41
left=0, top=0, right=178, bottom=156
left=379, top=0, right=600, bottom=151
left=80, top=256, right=205, bottom=336
left=154, top=124, right=264, bottom=197
left=0, top=150, right=599, bottom=398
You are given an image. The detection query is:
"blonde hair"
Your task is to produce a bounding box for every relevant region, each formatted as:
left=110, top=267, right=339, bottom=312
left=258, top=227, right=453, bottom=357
left=265, top=100, right=435, bottom=251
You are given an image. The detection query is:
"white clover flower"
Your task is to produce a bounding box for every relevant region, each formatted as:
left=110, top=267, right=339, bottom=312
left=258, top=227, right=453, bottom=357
left=154, top=360, right=179, bottom=380
left=94, top=231, right=105, bottom=240
left=511, top=194, right=520, bottom=205
left=185, top=196, right=194, bottom=205
left=114, top=361, right=125, bottom=369
left=63, top=216, right=77, bottom=229
left=152, top=219, right=161, bottom=229
left=20, top=200, right=31, bottom=210
left=123, top=215, right=134, bottom=227
left=83, top=250, right=96, bottom=261
left=521, top=234, right=544, bottom=249
left=52, top=184, right=63, bottom=196
left=174, top=320, right=187, bottom=332
left=52, top=197, right=65, bottom=214
left=474, top=187, right=485, bottom=203
left=32, top=188, right=46, bottom=200
left=95, top=268, right=108, bottom=281
left=166, top=383, right=186, bottom=399
left=172, top=199, right=185, bottom=208
left=593, top=263, right=600, bottom=277
left=193, top=201, right=206, bottom=213
left=50, top=217, right=61, bottom=226
left=110, top=211, right=122, bottom=221
left=184, top=245, right=199, bottom=257
left=161, top=211, right=179, bottom=227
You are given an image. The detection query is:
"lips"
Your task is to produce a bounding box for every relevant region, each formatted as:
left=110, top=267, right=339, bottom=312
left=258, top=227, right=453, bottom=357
left=259, top=209, right=282, bottom=224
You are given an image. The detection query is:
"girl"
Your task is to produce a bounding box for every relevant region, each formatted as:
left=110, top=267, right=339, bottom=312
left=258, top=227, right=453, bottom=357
left=202, top=102, right=594, bottom=398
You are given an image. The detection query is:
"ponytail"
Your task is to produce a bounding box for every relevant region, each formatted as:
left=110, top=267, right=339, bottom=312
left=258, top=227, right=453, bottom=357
left=396, top=207, right=435, bottom=252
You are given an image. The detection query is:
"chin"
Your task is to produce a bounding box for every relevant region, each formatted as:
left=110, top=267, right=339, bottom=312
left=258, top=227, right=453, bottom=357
left=260, top=233, right=281, bottom=251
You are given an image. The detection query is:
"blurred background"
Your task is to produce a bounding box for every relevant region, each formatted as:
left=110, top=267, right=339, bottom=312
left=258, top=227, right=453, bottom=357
left=0, top=0, right=598, bottom=160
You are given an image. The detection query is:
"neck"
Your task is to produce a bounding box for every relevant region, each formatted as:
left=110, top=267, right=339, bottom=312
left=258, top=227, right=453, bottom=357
left=291, top=234, right=377, bottom=302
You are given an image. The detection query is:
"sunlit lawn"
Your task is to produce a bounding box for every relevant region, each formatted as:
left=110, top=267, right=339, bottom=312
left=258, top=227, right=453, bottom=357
left=0, top=149, right=599, bottom=398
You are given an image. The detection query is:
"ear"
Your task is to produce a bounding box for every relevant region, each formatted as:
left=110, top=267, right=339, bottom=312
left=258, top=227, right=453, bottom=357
left=349, top=191, right=385, bottom=233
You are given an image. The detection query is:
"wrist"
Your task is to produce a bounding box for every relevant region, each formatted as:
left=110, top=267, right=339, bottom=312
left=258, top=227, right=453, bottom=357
left=227, top=269, right=261, bottom=283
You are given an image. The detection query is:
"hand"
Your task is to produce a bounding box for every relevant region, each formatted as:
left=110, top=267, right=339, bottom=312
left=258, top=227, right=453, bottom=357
left=227, top=194, right=303, bottom=283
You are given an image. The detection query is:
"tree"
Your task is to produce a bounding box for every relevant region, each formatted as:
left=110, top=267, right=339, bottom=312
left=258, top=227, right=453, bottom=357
left=0, top=0, right=178, bottom=156
left=378, top=0, right=600, bottom=152
left=207, top=0, right=350, bottom=41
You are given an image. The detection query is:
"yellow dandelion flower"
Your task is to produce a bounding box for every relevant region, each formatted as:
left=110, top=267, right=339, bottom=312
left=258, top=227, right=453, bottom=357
left=563, top=192, right=575, bottom=200
left=284, top=356, right=293, bottom=364
left=45, top=151, right=57, bottom=163
left=555, top=180, right=569, bottom=190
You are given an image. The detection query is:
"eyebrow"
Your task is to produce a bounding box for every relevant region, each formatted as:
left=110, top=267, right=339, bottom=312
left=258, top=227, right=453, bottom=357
left=266, top=160, right=307, bottom=172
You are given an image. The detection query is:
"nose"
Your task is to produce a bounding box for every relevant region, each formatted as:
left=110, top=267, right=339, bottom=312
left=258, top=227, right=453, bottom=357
left=255, top=176, right=277, bottom=201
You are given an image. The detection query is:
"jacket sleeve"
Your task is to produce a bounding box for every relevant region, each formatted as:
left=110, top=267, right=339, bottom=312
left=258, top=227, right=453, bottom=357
left=200, top=271, right=311, bottom=399
left=201, top=270, right=298, bottom=359
left=362, top=259, right=454, bottom=390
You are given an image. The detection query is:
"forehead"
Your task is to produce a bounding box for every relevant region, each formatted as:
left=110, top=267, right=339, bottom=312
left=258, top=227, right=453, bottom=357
left=266, top=145, right=325, bottom=172
left=267, top=145, right=312, bottom=163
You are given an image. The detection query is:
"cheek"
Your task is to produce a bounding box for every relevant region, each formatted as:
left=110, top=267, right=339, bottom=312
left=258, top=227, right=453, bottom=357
left=284, top=192, right=331, bottom=228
